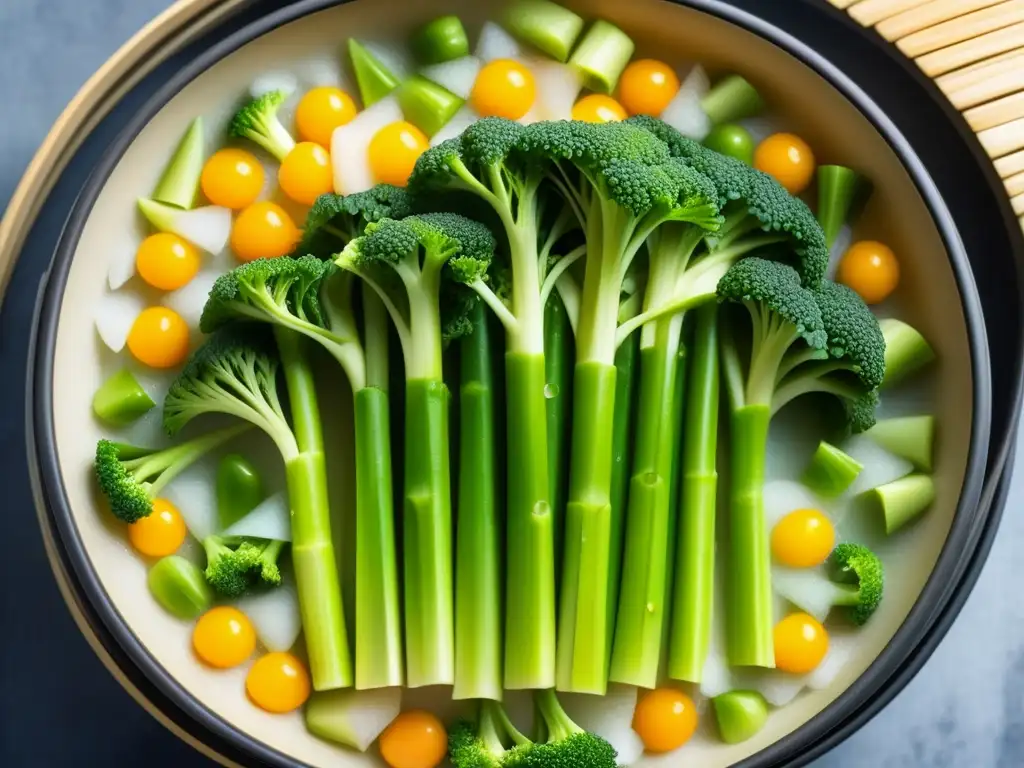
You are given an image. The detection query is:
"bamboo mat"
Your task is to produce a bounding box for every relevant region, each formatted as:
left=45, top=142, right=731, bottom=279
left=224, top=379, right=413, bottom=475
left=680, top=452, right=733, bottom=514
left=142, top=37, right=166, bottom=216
left=831, top=0, right=1024, bottom=227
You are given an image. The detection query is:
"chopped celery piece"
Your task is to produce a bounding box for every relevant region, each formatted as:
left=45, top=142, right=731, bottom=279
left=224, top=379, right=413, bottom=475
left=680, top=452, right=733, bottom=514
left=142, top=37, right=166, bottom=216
left=713, top=691, right=769, bottom=744
left=348, top=39, right=400, bottom=107
left=817, top=165, right=873, bottom=248
left=879, top=318, right=936, bottom=388
left=866, top=474, right=935, bottom=534
left=152, top=117, right=204, bottom=210
left=568, top=20, right=635, bottom=94
left=397, top=76, right=464, bottom=137
left=866, top=415, right=936, bottom=472
left=701, top=75, right=764, bottom=126
left=504, top=0, right=584, bottom=62
left=411, top=15, right=470, bottom=65
left=92, top=368, right=155, bottom=426
left=147, top=556, right=212, bottom=619
left=216, top=453, right=264, bottom=530
left=304, top=687, right=401, bottom=751
left=704, top=123, right=755, bottom=165
left=801, top=441, right=863, bottom=498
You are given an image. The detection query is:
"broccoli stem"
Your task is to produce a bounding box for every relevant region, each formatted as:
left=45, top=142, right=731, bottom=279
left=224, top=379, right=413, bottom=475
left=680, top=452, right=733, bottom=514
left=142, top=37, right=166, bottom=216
left=275, top=328, right=352, bottom=691
left=661, top=332, right=688, bottom=676
left=557, top=362, right=616, bottom=694
left=669, top=304, right=720, bottom=682
left=610, top=315, right=683, bottom=688
left=545, top=295, right=573, bottom=578
left=605, top=330, right=639, bottom=674
left=725, top=404, right=775, bottom=668
left=454, top=305, right=503, bottom=701
left=353, top=388, right=402, bottom=689
left=403, top=378, right=455, bottom=688
left=504, top=353, right=557, bottom=690
left=362, top=287, right=390, bottom=392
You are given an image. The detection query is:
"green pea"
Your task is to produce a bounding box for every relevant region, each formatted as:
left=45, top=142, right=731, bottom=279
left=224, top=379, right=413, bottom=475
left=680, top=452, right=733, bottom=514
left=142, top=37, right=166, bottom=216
left=704, top=124, right=756, bottom=165
left=148, top=556, right=212, bottom=619
left=217, top=453, right=264, bottom=530
left=712, top=690, right=769, bottom=744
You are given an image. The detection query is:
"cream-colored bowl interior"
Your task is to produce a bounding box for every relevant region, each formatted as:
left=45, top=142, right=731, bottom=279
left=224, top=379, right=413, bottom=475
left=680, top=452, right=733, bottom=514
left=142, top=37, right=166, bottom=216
left=50, top=0, right=973, bottom=765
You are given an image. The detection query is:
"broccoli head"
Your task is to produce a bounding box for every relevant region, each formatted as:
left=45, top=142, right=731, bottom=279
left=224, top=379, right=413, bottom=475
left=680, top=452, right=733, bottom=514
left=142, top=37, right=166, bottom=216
left=297, top=185, right=414, bottom=259
left=229, top=89, right=296, bottom=162
left=828, top=543, right=884, bottom=625
left=94, top=425, right=248, bottom=523
left=502, top=690, right=617, bottom=768
left=203, top=535, right=285, bottom=598
left=449, top=700, right=529, bottom=768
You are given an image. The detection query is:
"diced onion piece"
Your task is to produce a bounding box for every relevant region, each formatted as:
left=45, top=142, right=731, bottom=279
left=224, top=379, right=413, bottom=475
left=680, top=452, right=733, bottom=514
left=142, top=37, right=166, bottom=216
left=95, top=290, right=146, bottom=353
left=108, top=243, right=136, bottom=290
left=738, top=115, right=783, bottom=147
left=331, top=96, right=403, bottom=194
left=305, top=687, right=402, bottom=751
left=518, top=105, right=543, bottom=125
left=421, top=55, right=482, bottom=100
left=806, top=633, right=854, bottom=690
left=171, top=206, right=232, bottom=255
left=296, top=59, right=344, bottom=88
left=772, top=566, right=840, bottom=623
left=763, top=479, right=827, bottom=529
left=161, top=267, right=222, bottom=331
left=661, top=65, right=711, bottom=140
left=163, top=461, right=219, bottom=542
left=362, top=40, right=412, bottom=81
left=222, top=491, right=291, bottom=542
left=250, top=72, right=299, bottom=99
left=431, top=105, right=478, bottom=146
left=561, top=685, right=644, bottom=766
left=475, top=21, right=523, bottom=62
left=826, top=224, right=854, bottom=281
left=843, top=435, right=914, bottom=496
left=236, top=579, right=301, bottom=652
left=749, top=670, right=806, bottom=707
left=530, top=59, right=583, bottom=121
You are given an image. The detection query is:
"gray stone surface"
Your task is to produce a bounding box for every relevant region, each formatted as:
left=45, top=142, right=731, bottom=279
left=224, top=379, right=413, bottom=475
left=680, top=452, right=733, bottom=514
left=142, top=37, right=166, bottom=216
left=1, top=0, right=1020, bottom=766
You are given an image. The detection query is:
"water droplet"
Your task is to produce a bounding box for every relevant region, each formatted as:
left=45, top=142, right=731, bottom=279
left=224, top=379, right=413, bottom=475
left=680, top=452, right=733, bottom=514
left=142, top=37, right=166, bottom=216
left=646, top=602, right=656, bottom=613
left=532, top=501, right=550, bottom=518
left=643, top=472, right=659, bottom=486
left=544, top=383, right=559, bottom=399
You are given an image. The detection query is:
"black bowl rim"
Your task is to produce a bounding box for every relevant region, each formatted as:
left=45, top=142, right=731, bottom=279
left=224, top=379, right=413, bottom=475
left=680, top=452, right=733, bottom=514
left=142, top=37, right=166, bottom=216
left=26, top=0, right=997, bottom=766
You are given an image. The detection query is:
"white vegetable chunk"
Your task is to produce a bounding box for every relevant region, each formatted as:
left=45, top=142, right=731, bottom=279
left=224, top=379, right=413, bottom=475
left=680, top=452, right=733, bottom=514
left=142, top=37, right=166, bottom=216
left=161, top=267, right=222, bottom=331
left=842, top=434, right=914, bottom=496
left=362, top=40, right=412, bottom=80
left=331, top=96, right=403, bottom=194
left=250, top=71, right=299, bottom=99
left=236, top=580, right=301, bottom=652
left=421, top=56, right=482, bottom=100
left=431, top=106, right=478, bottom=146
left=826, top=224, right=854, bottom=280
left=561, top=685, right=644, bottom=766
left=222, top=491, right=291, bottom=542
left=108, top=242, right=137, bottom=290
left=661, top=65, right=712, bottom=139
left=163, top=461, right=219, bottom=542
left=306, top=687, right=403, bottom=752
left=772, top=566, right=841, bottom=623
left=530, top=59, right=582, bottom=121
left=475, top=21, right=523, bottom=62
left=171, top=206, right=232, bottom=256
left=763, top=479, right=827, bottom=529
left=95, top=290, right=146, bottom=353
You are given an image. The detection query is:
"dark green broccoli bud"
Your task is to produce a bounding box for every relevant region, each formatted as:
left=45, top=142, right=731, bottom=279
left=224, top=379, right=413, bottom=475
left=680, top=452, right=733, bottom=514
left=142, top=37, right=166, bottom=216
left=448, top=700, right=530, bottom=768
left=94, top=425, right=248, bottom=523
left=827, top=543, right=884, bottom=625
left=502, top=690, right=617, bottom=768
left=228, top=90, right=295, bottom=162
left=297, top=185, right=414, bottom=259
left=202, top=535, right=285, bottom=598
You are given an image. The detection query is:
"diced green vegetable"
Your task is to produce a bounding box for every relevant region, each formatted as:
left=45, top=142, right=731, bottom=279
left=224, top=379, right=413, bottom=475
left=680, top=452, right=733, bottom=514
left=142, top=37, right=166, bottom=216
left=216, top=453, right=264, bottom=530
left=801, top=440, right=863, bottom=498
left=816, top=165, right=873, bottom=248
left=503, top=0, right=584, bottom=62
left=703, top=123, right=755, bottom=165
left=304, top=687, right=401, bottom=751
left=397, top=76, right=464, bottom=137
left=348, top=39, right=400, bottom=107
left=92, top=368, right=155, bottom=426
left=713, top=691, right=769, bottom=744
left=568, top=20, right=635, bottom=94
left=865, top=474, right=935, bottom=534
left=152, top=117, right=204, bottom=210
left=411, top=15, right=470, bottom=65
left=879, top=318, right=936, bottom=388
left=147, top=556, right=213, bottom=619
left=866, top=415, right=936, bottom=472
left=701, top=75, right=764, bottom=126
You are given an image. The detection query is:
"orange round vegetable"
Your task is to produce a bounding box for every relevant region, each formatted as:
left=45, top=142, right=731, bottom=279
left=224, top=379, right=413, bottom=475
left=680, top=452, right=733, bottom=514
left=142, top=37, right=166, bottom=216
left=278, top=142, right=334, bottom=206
left=368, top=121, right=430, bottom=188
left=246, top=652, right=311, bottom=713
left=193, top=606, right=256, bottom=669
left=230, top=201, right=301, bottom=262
left=572, top=94, right=628, bottom=124
left=379, top=710, right=448, bottom=768
left=837, top=241, right=900, bottom=305
left=128, top=498, right=187, bottom=557
left=135, top=233, right=200, bottom=291
left=754, top=133, right=816, bottom=195
left=201, top=148, right=265, bottom=210
left=632, top=687, right=698, bottom=753
left=471, top=59, right=536, bottom=121
left=618, top=59, right=680, bottom=117
left=774, top=612, right=829, bottom=674
left=295, top=86, right=357, bottom=148
left=126, top=307, right=190, bottom=369
left=771, top=508, right=835, bottom=568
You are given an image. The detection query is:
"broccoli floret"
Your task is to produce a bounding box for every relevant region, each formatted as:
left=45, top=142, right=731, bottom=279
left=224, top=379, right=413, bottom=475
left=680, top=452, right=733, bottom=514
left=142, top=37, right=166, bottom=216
left=202, top=535, right=285, bottom=598
left=503, top=690, right=617, bottom=768
left=228, top=89, right=296, bottom=162
left=827, top=543, right=884, bottom=625
left=94, top=425, right=247, bottom=523
left=449, top=701, right=530, bottom=768
left=772, top=280, right=885, bottom=433
left=297, top=185, right=414, bottom=259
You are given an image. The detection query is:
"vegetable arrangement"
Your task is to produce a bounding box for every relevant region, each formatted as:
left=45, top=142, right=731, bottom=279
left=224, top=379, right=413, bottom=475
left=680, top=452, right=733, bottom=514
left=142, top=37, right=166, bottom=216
left=90, top=1, right=942, bottom=764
